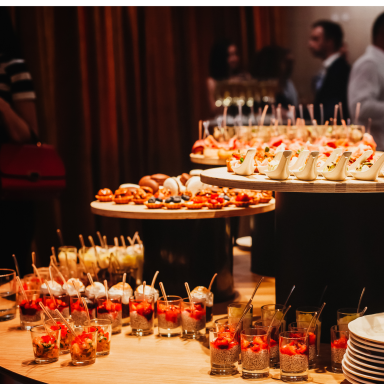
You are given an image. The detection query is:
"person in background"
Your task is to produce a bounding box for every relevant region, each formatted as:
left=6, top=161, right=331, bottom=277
left=0, top=8, right=38, bottom=277
left=207, top=39, right=251, bottom=116
left=348, top=12, right=384, bottom=150
left=309, top=20, right=350, bottom=123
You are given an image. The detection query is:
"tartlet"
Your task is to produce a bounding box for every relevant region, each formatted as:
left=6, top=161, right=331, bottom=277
left=113, top=188, right=133, bottom=204
left=95, top=188, right=113, bottom=202
left=163, top=203, right=183, bottom=209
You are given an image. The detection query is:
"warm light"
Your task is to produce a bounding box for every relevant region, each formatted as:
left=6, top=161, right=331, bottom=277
left=215, top=100, right=222, bottom=107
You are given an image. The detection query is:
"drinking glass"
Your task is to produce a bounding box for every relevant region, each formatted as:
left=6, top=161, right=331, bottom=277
left=241, top=328, right=270, bottom=379
left=42, top=292, right=70, bottom=318
left=288, top=322, right=318, bottom=368
left=227, top=302, right=253, bottom=330
left=97, top=295, right=122, bottom=334
left=261, top=304, right=286, bottom=332
left=337, top=308, right=364, bottom=331
left=84, top=319, right=112, bottom=356
left=330, top=325, right=349, bottom=373
left=45, top=317, right=74, bottom=354
left=30, top=324, right=61, bottom=364
left=209, top=328, right=239, bottom=375
left=58, top=246, right=77, bottom=279
left=70, top=296, right=96, bottom=326
left=0, top=269, right=16, bottom=322
left=69, top=326, right=97, bottom=366
left=18, top=289, right=43, bottom=330
left=253, top=319, right=280, bottom=367
left=129, top=294, right=154, bottom=336
left=215, top=316, right=237, bottom=333
left=296, top=306, right=322, bottom=354
left=181, top=297, right=206, bottom=339
left=279, top=331, right=309, bottom=382
left=23, top=273, right=44, bottom=291
left=157, top=295, right=182, bottom=337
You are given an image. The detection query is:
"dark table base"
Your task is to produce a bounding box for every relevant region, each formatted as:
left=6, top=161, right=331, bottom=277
left=275, top=192, right=384, bottom=343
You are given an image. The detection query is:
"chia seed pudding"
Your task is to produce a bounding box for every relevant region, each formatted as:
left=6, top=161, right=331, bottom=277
left=131, top=311, right=153, bottom=331
left=97, top=311, right=122, bottom=332
left=242, top=349, right=270, bottom=371
left=331, top=347, right=346, bottom=364
left=309, top=344, right=316, bottom=361
left=280, top=354, right=308, bottom=372
left=181, top=311, right=205, bottom=332
left=158, top=313, right=181, bottom=329
left=270, top=344, right=279, bottom=359
left=211, top=344, right=240, bottom=366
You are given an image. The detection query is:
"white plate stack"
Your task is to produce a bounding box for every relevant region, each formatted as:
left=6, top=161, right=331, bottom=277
left=343, top=313, right=384, bottom=383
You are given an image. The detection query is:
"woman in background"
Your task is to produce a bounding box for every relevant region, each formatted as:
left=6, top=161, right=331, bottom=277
left=0, top=8, right=38, bottom=276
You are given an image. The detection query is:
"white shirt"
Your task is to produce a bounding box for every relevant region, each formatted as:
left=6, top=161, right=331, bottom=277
left=348, top=45, right=384, bottom=149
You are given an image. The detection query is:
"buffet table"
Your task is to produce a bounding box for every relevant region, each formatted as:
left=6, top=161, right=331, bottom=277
left=90, top=201, right=275, bottom=302
left=0, top=314, right=346, bottom=384
left=201, top=167, right=384, bottom=342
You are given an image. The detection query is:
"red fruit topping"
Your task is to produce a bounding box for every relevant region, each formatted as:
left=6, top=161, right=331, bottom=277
left=236, top=193, right=250, bottom=202
left=41, top=335, right=55, bottom=344
left=332, top=337, right=348, bottom=349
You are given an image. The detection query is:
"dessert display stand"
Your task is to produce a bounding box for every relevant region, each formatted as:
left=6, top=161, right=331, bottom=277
left=91, top=201, right=275, bottom=302
left=0, top=314, right=346, bottom=384
left=201, top=167, right=384, bottom=342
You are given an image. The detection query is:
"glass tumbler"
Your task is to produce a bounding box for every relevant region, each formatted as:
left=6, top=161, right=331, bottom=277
left=215, top=316, right=237, bottom=333
left=279, top=331, right=309, bottom=382
left=330, top=325, right=349, bottom=373
left=337, top=308, right=365, bottom=331
left=254, top=319, right=280, bottom=367
left=97, top=295, right=122, bottom=334
left=261, top=304, right=286, bottom=332
left=69, top=326, right=97, bottom=366
left=157, top=295, right=182, bottom=337
left=129, top=294, right=154, bottom=336
left=209, top=329, right=239, bottom=376
left=296, top=306, right=322, bottom=354
left=30, top=324, right=61, bottom=364
left=18, top=290, right=43, bottom=330
left=0, top=269, right=16, bottom=322
left=85, top=319, right=112, bottom=356
left=45, top=317, right=74, bottom=354
left=228, top=302, right=253, bottom=331
left=181, top=298, right=206, bottom=339
left=58, top=246, right=78, bottom=279
left=241, top=328, right=270, bottom=379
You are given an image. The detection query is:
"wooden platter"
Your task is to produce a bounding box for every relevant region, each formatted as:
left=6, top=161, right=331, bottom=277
left=190, top=154, right=227, bottom=166
left=200, top=167, right=384, bottom=193
left=0, top=314, right=346, bottom=384
left=90, top=200, right=275, bottom=220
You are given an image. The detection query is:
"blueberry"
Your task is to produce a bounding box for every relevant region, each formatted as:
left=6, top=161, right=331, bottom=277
left=155, top=197, right=163, bottom=203
left=148, top=197, right=156, bottom=203
left=165, top=197, right=173, bottom=203
left=181, top=194, right=190, bottom=201
left=173, top=196, right=182, bottom=203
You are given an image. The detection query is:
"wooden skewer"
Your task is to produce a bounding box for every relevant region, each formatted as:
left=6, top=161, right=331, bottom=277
left=44, top=278, right=57, bottom=307
left=56, top=229, right=64, bottom=246
left=151, top=271, right=159, bottom=290
left=72, top=281, right=81, bottom=301
left=159, top=282, right=168, bottom=307
left=103, top=236, right=108, bottom=248
left=320, top=104, right=324, bottom=126
left=184, top=282, right=194, bottom=310
left=87, top=273, right=94, bottom=285
left=223, top=106, right=228, bottom=129
left=142, top=281, right=147, bottom=301
left=88, top=236, right=100, bottom=262
left=16, top=276, right=28, bottom=301
left=79, top=234, right=85, bottom=248
left=120, top=236, right=126, bottom=247
left=198, top=120, right=202, bottom=141
left=12, top=255, right=20, bottom=277
left=127, top=236, right=134, bottom=246
left=49, top=266, right=54, bottom=284
left=82, top=298, right=91, bottom=324
left=104, top=280, right=109, bottom=301
left=208, top=273, right=217, bottom=294
left=39, top=301, right=56, bottom=322
left=299, top=104, right=303, bottom=120
left=32, top=264, right=41, bottom=281
left=132, top=232, right=139, bottom=244
left=355, top=102, right=361, bottom=125
left=32, top=252, right=36, bottom=267
left=96, top=231, right=104, bottom=247
left=122, top=273, right=126, bottom=299
left=334, top=104, right=339, bottom=126
left=259, top=105, right=268, bottom=127
left=50, top=260, right=66, bottom=284
left=54, top=309, right=77, bottom=339
left=114, top=237, right=119, bottom=247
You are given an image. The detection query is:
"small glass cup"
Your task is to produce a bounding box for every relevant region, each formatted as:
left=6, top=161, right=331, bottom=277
left=228, top=302, right=253, bottom=331
left=45, top=317, right=74, bottom=354
left=69, top=326, right=97, bottom=366
left=253, top=319, right=280, bottom=367
left=0, top=269, right=16, bottom=322
left=30, top=324, right=61, bottom=364
left=331, top=325, right=349, bottom=373
left=288, top=322, right=318, bottom=368
left=84, top=319, right=112, bottom=356
left=261, top=304, right=286, bottom=332
left=241, top=328, right=270, bottom=379
left=97, top=295, right=122, bottom=334
left=23, top=274, right=44, bottom=291
left=296, top=306, right=322, bottom=355
left=70, top=296, right=96, bottom=326
left=43, top=292, right=70, bottom=318
left=157, top=295, right=182, bottom=337
left=19, top=290, right=43, bottom=330
left=215, top=316, right=237, bottom=333
left=209, top=328, right=239, bottom=375
left=129, top=294, right=154, bottom=336
left=337, top=308, right=365, bottom=331
left=181, top=298, right=206, bottom=339
left=279, top=331, right=309, bottom=382
left=58, top=246, right=78, bottom=279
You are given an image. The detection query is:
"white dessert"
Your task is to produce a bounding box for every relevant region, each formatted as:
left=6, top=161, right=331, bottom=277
left=40, top=281, right=64, bottom=296
left=109, top=282, right=133, bottom=305
left=58, top=250, right=77, bottom=268
left=63, top=278, right=85, bottom=296
left=85, top=282, right=105, bottom=299
left=135, top=285, right=159, bottom=302
left=191, top=286, right=213, bottom=307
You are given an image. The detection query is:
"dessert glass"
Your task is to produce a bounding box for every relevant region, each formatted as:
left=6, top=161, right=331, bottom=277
left=241, top=328, right=270, bottom=379
left=69, top=326, right=97, bottom=366
left=228, top=302, right=253, bottom=331
left=181, top=298, right=206, bottom=339
left=70, top=296, right=96, bottom=326
left=85, top=319, right=112, bottom=356
left=46, top=317, right=74, bottom=354
left=330, top=325, right=349, bottom=373
left=30, top=324, right=61, bottom=364
left=19, top=290, right=43, bottom=330
left=288, top=322, right=318, bottom=368
left=337, top=308, right=364, bottom=331
left=209, top=329, right=239, bottom=375
left=23, top=274, right=45, bottom=291
left=58, top=246, right=77, bottom=279
left=279, top=331, right=309, bottom=382
left=42, top=293, right=70, bottom=318
left=261, top=304, right=286, bottom=332
left=253, top=319, right=280, bottom=367
left=0, top=269, right=16, bottom=322
left=157, top=295, right=182, bottom=337
left=296, top=306, right=321, bottom=355
left=215, top=316, right=237, bottom=333
left=97, top=295, right=122, bottom=334
left=129, top=294, right=154, bottom=336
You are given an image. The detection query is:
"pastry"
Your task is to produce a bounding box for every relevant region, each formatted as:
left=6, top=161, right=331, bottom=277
left=144, top=197, right=164, bottom=209
left=139, top=176, right=159, bottom=194
left=151, top=173, right=170, bottom=186
left=132, top=188, right=152, bottom=204
left=95, top=188, right=113, bottom=202
left=113, top=188, right=133, bottom=204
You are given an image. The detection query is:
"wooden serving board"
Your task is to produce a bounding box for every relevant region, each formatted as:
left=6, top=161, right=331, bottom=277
left=91, top=200, right=275, bottom=220
left=201, top=167, right=384, bottom=193
left=190, top=154, right=227, bottom=166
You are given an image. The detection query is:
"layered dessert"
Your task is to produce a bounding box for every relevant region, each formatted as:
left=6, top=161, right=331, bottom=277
left=280, top=340, right=309, bottom=373
left=210, top=332, right=240, bottom=367
left=241, top=335, right=270, bottom=372
left=331, top=336, right=348, bottom=364
left=130, top=296, right=154, bottom=335
left=31, top=331, right=60, bottom=362
left=191, top=286, right=213, bottom=322
left=65, top=278, right=89, bottom=325
left=109, top=282, right=133, bottom=325
left=40, top=281, right=70, bottom=318
left=97, top=295, right=122, bottom=334
left=181, top=300, right=206, bottom=337
left=48, top=319, right=72, bottom=354
left=70, top=330, right=97, bottom=365
left=228, top=303, right=252, bottom=331
left=135, top=285, right=159, bottom=316
left=58, top=246, right=77, bottom=277
left=84, top=281, right=105, bottom=319
left=19, top=296, right=43, bottom=328
left=157, top=297, right=182, bottom=336
left=89, top=325, right=111, bottom=356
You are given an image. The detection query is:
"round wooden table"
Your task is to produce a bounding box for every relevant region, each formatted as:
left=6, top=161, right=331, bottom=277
left=0, top=314, right=346, bottom=384
left=201, top=167, right=384, bottom=342
left=91, top=201, right=275, bottom=302
left=190, top=154, right=226, bottom=167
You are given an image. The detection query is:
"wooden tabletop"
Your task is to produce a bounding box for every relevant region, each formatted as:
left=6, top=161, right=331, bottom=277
left=190, top=154, right=227, bottom=166
left=200, top=167, right=384, bottom=193
left=0, top=314, right=347, bottom=384
left=90, top=199, right=275, bottom=220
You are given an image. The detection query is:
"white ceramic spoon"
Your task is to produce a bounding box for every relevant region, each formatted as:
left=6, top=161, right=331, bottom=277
left=350, top=152, right=384, bottom=181
left=317, top=148, right=343, bottom=174
left=322, top=151, right=352, bottom=181
left=265, top=150, right=293, bottom=180
left=293, top=151, right=320, bottom=181
left=347, top=150, right=373, bottom=176
left=233, top=148, right=256, bottom=176
left=289, top=150, right=310, bottom=175
left=258, top=151, right=283, bottom=175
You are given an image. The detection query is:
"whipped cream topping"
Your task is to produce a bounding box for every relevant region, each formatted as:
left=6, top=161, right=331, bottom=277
left=40, top=280, right=64, bottom=296
left=109, top=282, right=133, bottom=304
left=135, top=285, right=159, bottom=301
left=191, top=286, right=214, bottom=307
left=63, top=278, right=85, bottom=296
left=85, top=281, right=105, bottom=298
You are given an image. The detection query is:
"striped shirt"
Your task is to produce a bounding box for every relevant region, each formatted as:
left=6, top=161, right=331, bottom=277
left=0, top=53, right=36, bottom=104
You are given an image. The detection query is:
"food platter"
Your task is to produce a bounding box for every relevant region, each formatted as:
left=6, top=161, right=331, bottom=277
left=189, top=154, right=227, bottom=166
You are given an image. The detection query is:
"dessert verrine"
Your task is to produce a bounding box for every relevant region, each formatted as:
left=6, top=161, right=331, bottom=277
left=288, top=322, right=317, bottom=368
left=181, top=298, right=206, bottom=339
left=135, top=285, right=159, bottom=316
left=70, top=327, right=97, bottom=366
left=129, top=293, right=154, bottom=336
left=64, top=278, right=88, bottom=325
left=97, top=293, right=122, bottom=334
left=46, top=318, right=74, bottom=354
left=85, top=319, right=112, bottom=356
left=109, top=282, right=133, bottom=326
left=30, top=324, right=61, bottom=364
left=296, top=306, right=322, bottom=355
left=330, top=325, right=349, bottom=373
left=19, top=290, right=43, bottom=330
left=253, top=319, right=280, bottom=367
left=84, top=281, right=104, bottom=317
left=214, top=317, right=237, bottom=333
left=40, top=281, right=70, bottom=318
left=228, top=302, right=253, bottom=331
left=191, top=286, right=213, bottom=322
left=157, top=295, right=182, bottom=337
left=58, top=246, right=77, bottom=279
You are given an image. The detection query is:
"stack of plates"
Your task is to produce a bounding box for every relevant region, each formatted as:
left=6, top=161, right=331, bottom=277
left=343, top=313, right=384, bottom=383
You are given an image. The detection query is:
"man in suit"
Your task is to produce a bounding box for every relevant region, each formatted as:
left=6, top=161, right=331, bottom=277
left=309, top=20, right=350, bottom=123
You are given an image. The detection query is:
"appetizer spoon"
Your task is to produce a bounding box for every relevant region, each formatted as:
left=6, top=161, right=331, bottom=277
left=322, top=151, right=352, bottom=181
left=265, top=150, right=292, bottom=180
left=350, top=153, right=384, bottom=181
left=233, top=148, right=256, bottom=176
left=347, top=150, right=373, bottom=176
left=289, top=150, right=310, bottom=175
left=293, top=151, right=320, bottom=181
left=317, top=148, right=342, bottom=173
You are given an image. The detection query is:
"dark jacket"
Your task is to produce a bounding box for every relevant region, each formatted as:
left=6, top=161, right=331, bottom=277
left=314, top=56, right=350, bottom=123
